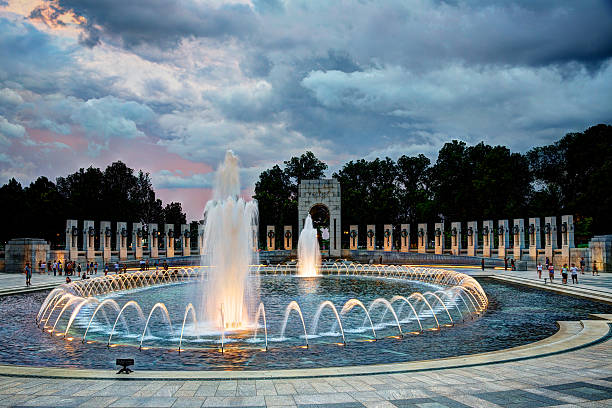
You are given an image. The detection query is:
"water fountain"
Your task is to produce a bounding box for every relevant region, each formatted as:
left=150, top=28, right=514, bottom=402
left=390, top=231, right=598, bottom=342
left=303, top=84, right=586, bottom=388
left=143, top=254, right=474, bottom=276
left=198, top=151, right=258, bottom=330
left=34, top=150, right=489, bottom=369
left=297, top=214, right=321, bottom=277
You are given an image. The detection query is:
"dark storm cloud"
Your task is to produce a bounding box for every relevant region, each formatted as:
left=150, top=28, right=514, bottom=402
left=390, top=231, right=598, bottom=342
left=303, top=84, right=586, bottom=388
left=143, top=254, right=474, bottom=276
left=55, top=0, right=258, bottom=48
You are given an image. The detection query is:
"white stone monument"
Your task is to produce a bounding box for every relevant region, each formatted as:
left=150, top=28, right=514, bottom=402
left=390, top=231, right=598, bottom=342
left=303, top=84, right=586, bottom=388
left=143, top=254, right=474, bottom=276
left=283, top=226, right=293, bottom=250
left=544, top=216, right=557, bottom=261
left=100, top=221, right=112, bottom=262
left=148, top=223, right=159, bottom=259
left=467, top=221, right=478, bottom=257
left=561, top=215, right=574, bottom=264
left=116, top=221, right=128, bottom=260
left=65, top=219, right=79, bottom=260
left=349, top=225, right=359, bottom=250
left=383, top=224, right=393, bottom=251
left=366, top=225, right=376, bottom=251
left=528, top=217, right=541, bottom=261
left=482, top=220, right=493, bottom=257
left=434, top=222, right=444, bottom=255
left=165, top=224, right=174, bottom=258
left=513, top=219, right=525, bottom=260
left=132, top=222, right=143, bottom=259
left=298, top=179, right=341, bottom=257
left=266, top=225, right=276, bottom=251
left=400, top=224, right=410, bottom=253
left=498, top=220, right=509, bottom=258
left=417, top=223, right=428, bottom=253
left=83, top=220, right=96, bottom=261
left=181, top=224, right=190, bottom=257
left=451, top=222, right=462, bottom=256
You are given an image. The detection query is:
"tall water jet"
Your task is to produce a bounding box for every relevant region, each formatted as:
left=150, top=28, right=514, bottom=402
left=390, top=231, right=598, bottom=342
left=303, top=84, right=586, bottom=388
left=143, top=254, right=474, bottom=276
left=297, top=214, right=321, bottom=277
left=199, top=151, right=259, bottom=330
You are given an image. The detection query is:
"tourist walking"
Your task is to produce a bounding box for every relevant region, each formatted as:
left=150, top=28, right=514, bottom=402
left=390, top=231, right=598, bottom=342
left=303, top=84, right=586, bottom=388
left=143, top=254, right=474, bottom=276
left=511, top=258, right=515, bottom=271
left=548, top=263, right=554, bottom=282
left=561, top=264, right=568, bottom=284
left=53, top=260, right=57, bottom=276
left=545, top=257, right=550, bottom=269
left=593, top=261, right=599, bottom=276
left=94, top=262, right=98, bottom=274
left=481, top=258, right=485, bottom=271
left=571, top=263, right=578, bottom=284
left=580, top=257, right=585, bottom=275
left=104, top=263, right=109, bottom=276
left=24, top=263, right=32, bottom=286
left=58, top=260, right=62, bottom=275
left=537, top=262, right=543, bottom=279
left=114, top=262, right=119, bottom=274
left=504, top=257, right=508, bottom=271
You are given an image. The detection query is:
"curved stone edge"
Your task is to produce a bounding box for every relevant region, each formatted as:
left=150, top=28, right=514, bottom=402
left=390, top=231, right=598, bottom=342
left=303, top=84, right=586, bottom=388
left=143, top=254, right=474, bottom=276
left=0, top=318, right=609, bottom=381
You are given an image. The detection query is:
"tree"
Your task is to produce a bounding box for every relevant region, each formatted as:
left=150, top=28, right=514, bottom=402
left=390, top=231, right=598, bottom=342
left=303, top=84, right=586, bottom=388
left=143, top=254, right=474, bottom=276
left=396, top=154, right=433, bottom=223
left=164, top=202, right=187, bottom=226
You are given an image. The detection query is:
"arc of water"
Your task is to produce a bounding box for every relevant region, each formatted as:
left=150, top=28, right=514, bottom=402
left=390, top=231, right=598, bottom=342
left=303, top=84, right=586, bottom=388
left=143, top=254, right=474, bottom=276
left=64, top=297, right=99, bottom=338
left=178, top=303, right=199, bottom=353
left=389, top=295, right=423, bottom=332
left=51, top=296, right=84, bottom=335
left=37, top=288, right=64, bottom=324
left=252, top=302, right=268, bottom=350
left=340, top=299, right=376, bottom=340
left=83, top=299, right=122, bottom=342
left=408, top=293, right=440, bottom=329
left=368, top=298, right=403, bottom=336
left=139, top=302, right=173, bottom=350
left=108, top=300, right=146, bottom=346
left=310, top=300, right=346, bottom=345
left=42, top=293, right=75, bottom=329
left=280, top=301, right=309, bottom=348
left=423, top=291, right=453, bottom=325
left=434, top=290, right=463, bottom=321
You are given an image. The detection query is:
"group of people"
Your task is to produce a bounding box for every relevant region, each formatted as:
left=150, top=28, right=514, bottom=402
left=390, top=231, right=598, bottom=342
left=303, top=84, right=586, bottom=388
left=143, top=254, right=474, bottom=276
left=536, top=257, right=599, bottom=284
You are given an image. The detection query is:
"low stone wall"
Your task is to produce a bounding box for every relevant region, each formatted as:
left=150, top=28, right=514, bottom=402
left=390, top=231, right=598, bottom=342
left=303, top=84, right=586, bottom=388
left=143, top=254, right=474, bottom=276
left=4, top=238, right=49, bottom=273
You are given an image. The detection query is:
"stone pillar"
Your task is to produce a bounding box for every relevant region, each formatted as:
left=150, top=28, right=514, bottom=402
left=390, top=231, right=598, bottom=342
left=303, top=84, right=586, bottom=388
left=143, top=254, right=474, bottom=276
left=349, top=225, right=359, bottom=250
left=544, top=216, right=557, bottom=261
left=266, top=226, right=276, bottom=251
left=165, top=224, right=175, bottom=258
left=513, top=219, right=525, bottom=260
left=283, top=226, right=293, bottom=250
left=561, top=215, right=574, bottom=264
left=451, top=222, right=462, bottom=256
left=417, top=223, right=427, bottom=253
left=467, top=221, right=478, bottom=257
left=498, top=220, right=509, bottom=258
left=383, top=224, right=393, bottom=251
left=181, top=224, right=190, bottom=257
left=589, top=235, right=612, bottom=273
left=528, top=217, right=541, bottom=261
left=400, top=224, right=410, bottom=252
left=83, top=220, right=96, bottom=261
left=482, top=220, right=493, bottom=257
left=366, top=225, right=375, bottom=251
left=116, top=222, right=128, bottom=260
left=434, top=222, right=444, bottom=255
left=65, top=219, right=79, bottom=260
left=132, top=223, right=143, bottom=259
left=148, top=223, right=159, bottom=258
left=100, top=221, right=112, bottom=263
left=250, top=225, right=257, bottom=252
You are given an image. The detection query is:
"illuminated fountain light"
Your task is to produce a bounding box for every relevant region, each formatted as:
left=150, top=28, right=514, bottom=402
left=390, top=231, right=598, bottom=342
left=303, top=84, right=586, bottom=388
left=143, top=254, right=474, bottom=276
left=297, top=214, right=321, bottom=277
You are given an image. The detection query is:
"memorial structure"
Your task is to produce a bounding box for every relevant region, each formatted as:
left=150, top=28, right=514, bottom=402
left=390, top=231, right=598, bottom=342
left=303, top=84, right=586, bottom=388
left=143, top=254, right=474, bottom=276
left=297, top=179, right=341, bottom=257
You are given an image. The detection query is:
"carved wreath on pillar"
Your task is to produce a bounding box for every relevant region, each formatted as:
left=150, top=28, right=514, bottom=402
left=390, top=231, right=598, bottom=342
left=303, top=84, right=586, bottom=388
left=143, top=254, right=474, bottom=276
left=512, top=225, right=520, bottom=235
left=105, top=227, right=111, bottom=237
left=284, top=230, right=292, bottom=247
left=483, top=226, right=489, bottom=236
left=152, top=229, right=157, bottom=237
left=137, top=229, right=143, bottom=238
left=467, top=227, right=473, bottom=236
left=168, top=229, right=174, bottom=238
left=184, top=229, right=191, bottom=238
left=418, top=228, right=424, bottom=237
left=544, top=223, right=551, bottom=234
left=88, top=226, right=95, bottom=236
left=121, top=228, right=128, bottom=237
left=350, top=230, right=357, bottom=246
left=451, top=227, right=457, bottom=237
left=498, top=226, right=505, bottom=235
left=401, top=229, right=408, bottom=238
left=71, top=226, right=79, bottom=237
left=367, top=229, right=374, bottom=238
left=528, top=224, right=535, bottom=234
left=267, top=230, right=275, bottom=247
left=384, top=229, right=391, bottom=246
left=561, top=223, right=567, bottom=233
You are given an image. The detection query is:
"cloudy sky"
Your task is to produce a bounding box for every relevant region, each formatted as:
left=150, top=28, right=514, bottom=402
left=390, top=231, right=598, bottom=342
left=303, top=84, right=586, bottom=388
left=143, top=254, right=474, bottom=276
left=1, top=0, right=611, bottom=219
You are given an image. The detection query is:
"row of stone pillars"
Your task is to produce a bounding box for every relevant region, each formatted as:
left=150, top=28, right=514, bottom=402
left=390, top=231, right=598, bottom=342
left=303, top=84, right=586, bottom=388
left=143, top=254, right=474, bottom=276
left=348, top=215, right=574, bottom=260
left=65, top=220, right=204, bottom=261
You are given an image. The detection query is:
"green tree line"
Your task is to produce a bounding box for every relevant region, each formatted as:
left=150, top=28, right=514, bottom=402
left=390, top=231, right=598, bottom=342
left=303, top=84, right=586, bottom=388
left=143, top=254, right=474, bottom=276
left=254, top=124, right=611, bottom=248
left=0, top=161, right=186, bottom=247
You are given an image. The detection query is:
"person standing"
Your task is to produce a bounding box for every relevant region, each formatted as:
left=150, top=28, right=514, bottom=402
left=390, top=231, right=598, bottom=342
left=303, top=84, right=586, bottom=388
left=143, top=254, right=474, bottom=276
left=593, top=261, right=599, bottom=276
left=511, top=258, right=515, bottom=271
left=94, top=262, right=98, bottom=274
left=537, top=262, right=543, bottom=279
left=580, top=257, right=585, bottom=275
left=154, top=260, right=159, bottom=271
left=545, top=257, right=550, bottom=269
left=104, top=263, right=109, bottom=276
left=481, top=258, right=485, bottom=271
left=504, top=257, right=508, bottom=271
left=561, top=263, right=568, bottom=284
left=24, top=263, right=32, bottom=286
left=114, top=262, right=119, bottom=274
left=571, top=263, right=578, bottom=284
left=145, top=259, right=149, bottom=271
left=548, top=263, right=554, bottom=282
left=58, top=260, right=62, bottom=275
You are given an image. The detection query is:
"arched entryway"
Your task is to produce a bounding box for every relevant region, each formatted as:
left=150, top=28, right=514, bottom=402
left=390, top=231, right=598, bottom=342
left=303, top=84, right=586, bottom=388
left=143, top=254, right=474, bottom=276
left=297, top=179, right=341, bottom=257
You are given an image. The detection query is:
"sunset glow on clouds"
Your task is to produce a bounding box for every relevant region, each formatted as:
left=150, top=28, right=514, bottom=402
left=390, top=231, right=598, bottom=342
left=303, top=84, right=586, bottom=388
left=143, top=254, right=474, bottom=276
left=1, top=0, right=611, bottom=219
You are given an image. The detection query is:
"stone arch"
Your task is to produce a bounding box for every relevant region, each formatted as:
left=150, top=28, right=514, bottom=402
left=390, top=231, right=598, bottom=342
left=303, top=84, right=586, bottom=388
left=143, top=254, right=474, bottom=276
left=298, top=179, right=341, bottom=257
